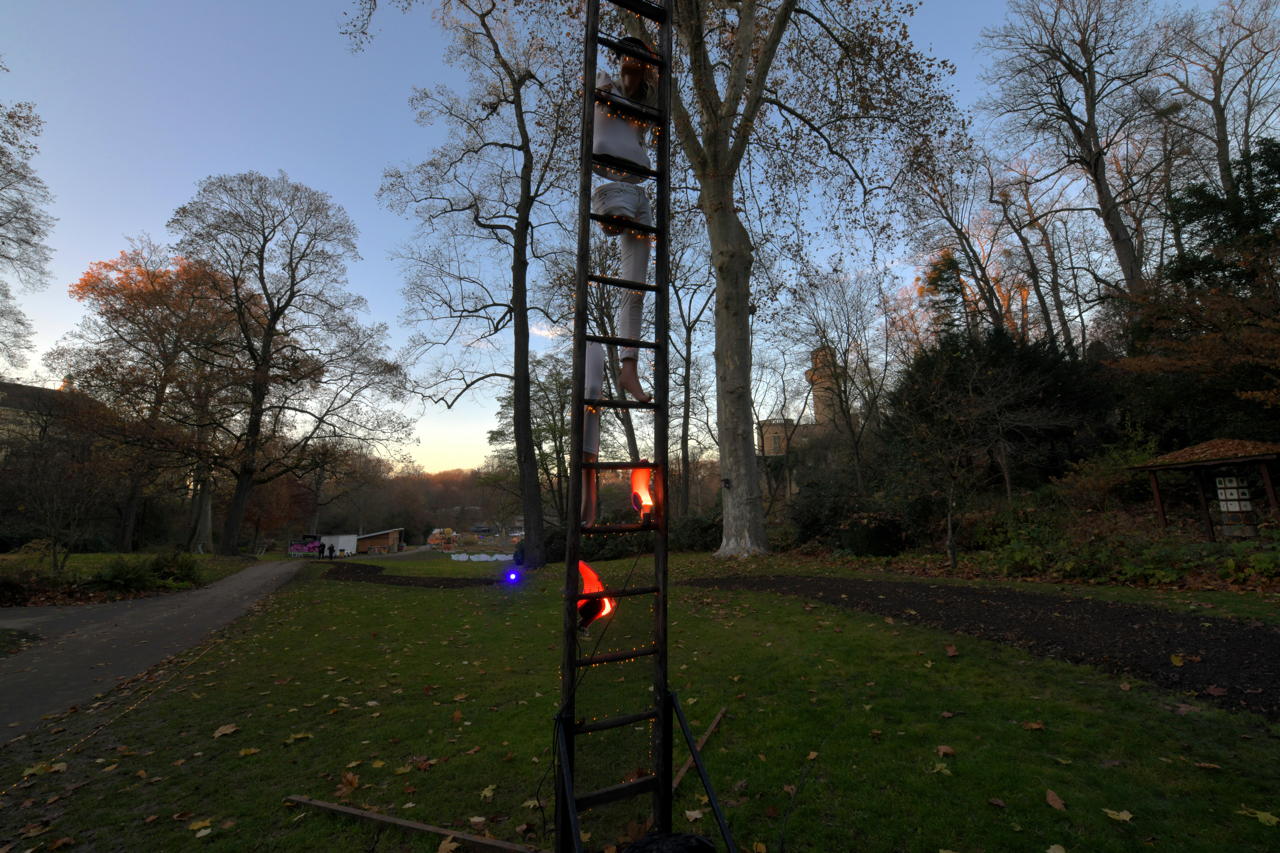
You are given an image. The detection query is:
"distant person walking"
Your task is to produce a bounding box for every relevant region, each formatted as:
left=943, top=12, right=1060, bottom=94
left=327, top=543, right=336, bottom=560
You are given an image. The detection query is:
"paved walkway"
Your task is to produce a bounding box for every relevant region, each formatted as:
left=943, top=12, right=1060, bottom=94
left=0, top=560, right=303, bottom=736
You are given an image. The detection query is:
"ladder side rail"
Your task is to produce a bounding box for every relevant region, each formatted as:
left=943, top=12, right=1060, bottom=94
left=555, top=717, right=586, bottom=853
left=670, top=691, right=736, bottom=851
left=650, top=9, right=675, bottom=835
left=559, top=0, right=601, bottom=849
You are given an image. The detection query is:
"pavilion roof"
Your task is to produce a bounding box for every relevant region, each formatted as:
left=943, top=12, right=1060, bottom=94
left=1136, top=438, right=1280, bottom=471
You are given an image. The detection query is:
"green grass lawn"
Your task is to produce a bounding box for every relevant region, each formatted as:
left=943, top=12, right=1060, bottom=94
left=0, top=552, right=256, bottom=588
left=343, top=550, right=515, bottom=579
left=669, top=551, right=1280, bottom=626
left=2, top=555, right=1278, bottom=851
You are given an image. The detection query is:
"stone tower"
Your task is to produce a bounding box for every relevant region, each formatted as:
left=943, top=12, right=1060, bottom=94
left=805, top=345, right=840, bottom=428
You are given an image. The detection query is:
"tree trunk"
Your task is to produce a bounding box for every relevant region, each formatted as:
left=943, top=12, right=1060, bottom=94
left=220, top=467, right=255, bottom=556
left=187, top=472, right=214, bottom=553
left=679, top=325, right=694, bottom=518
left=118, top=474, right=143, bottom=553
left=510, top=206, right=546, bottom=570
left=1086, top=151, right=1146, bottom=299
left=945, top=481, right=958, bottom=573
left=702, top=180, right=767, bottom=557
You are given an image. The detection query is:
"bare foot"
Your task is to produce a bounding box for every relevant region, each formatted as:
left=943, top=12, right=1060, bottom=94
left=619, top=358, right=651, bottom=403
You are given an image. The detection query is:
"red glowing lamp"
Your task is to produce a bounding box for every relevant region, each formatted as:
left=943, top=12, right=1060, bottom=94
left=577, top=560, right=616, bottom=629
left=631, top=463, right=654, bottom=521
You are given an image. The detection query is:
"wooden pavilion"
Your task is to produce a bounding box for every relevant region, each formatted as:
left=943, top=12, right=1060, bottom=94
left=1134, top=439, right=1280, bottom=541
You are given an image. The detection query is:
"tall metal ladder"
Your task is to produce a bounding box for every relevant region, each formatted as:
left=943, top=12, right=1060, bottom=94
left=557, top=2, right=732, bottom=851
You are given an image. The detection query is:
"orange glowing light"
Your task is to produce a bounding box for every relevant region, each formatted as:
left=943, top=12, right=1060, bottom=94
left=631, top=464, right=654, bottom=520
left=577, top=560, right=616, bottom=628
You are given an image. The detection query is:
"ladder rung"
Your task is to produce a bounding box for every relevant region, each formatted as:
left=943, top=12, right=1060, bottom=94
left=575, top=708, right=659, bottom=735
left=584, top=332, right=656, bottom=350
left=589, top=212, right=659, bottom=236
left=597, top=35, right=665, bottom=68
left=592, top=152, right=660, bottom=180
left=581, top=460, right=661, bottom=470
left=576, top=646, right=659, bottom=668
left=575, top=775, right=659, bottom=811
left=602, top=0, right=667, bottom=23
left=577, top=585, right=659, bottom=601
left=589, top=274, right=658, bottom=294
left=594, top=90, right=661, bottom=125
left=584, top=397, right=658, bottom=411
left=582, top=523, right=658, bottom=534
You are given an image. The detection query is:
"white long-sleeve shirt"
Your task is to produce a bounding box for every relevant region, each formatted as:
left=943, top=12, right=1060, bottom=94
left=593, top=71, right=650, bottom=183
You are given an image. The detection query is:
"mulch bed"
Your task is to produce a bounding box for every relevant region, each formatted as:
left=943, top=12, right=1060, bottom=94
left=321, top=561, right=497, bottom=589
left=685, top=574, right=1280, bottom=720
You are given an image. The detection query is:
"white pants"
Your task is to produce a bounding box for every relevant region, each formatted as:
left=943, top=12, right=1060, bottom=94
left=583, top=343, right=604, bottom=456
left=584, top=183, right=650, bottom=455
left=592, top=182, right=650, bottom=361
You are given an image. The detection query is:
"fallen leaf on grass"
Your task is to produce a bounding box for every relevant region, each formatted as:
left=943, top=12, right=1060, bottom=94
left=144, top=816, right=158, bottom=824
left=451, top=709, right=464, bottom=723
left=927, top=763, right=951, bottom=776
left=469, top=816, right=486, bottom=828
left=1022, top=721, right=1045, bottom=731
left=988, top=798, right=1005, bottom=808
left=283, top=732, right=313, bottom=744
left=782, top=784, right=797, bottom=796
left=335, top=772, right=359, bottom=799
left=212, top=724, right=238, bottom=738
left=195, top=829, right=212, bottom=838
left=1204, top=685, right=1227, bottom=696
left=238, top=748, right=260, bottom=757
left=684, top=809, right=703, bottom=822
left=936, top=745, right=956, bottom=757
left=1195, top=762, right=1222, bottom=769
left=393, top=765, right=412, bottom=775
left=945, top=645, right=958, bottom=657
left=806, top=751, right=818, bottom=760
left=188, top=819, right=211, bottom=831
left=101, top=764, right=118, bottom=773
left=371, top=760, right=386, bottom=768
left=480, top=784, right=495, bottom=801
left=522, top=798, right=542, bottom=809
left=1046, top=790, right=1066, bottom=811
left=1102, top=808, right=1133, bottom=822
left=1120, top=682, right=1132, bottom=691
left=1047, top=846, right=1066, bottom=853
left=437, top=835, right=461, bottom=853
left=1237, top=805, right=1279, bottom=826
left=49, top=838, right=75, bottom=850
left=753, top=844, right=767, bottom=853
left=1170, top=654, right=1185, bottom=667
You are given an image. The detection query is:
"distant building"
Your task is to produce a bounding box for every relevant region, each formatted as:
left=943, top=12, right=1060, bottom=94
left=758, top=346, right=845, bottom=458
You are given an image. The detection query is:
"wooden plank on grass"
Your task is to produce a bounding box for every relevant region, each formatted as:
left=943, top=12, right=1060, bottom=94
left=286, top=795, right=544, bottom=852
left=671, top=706, right=727, bottom=792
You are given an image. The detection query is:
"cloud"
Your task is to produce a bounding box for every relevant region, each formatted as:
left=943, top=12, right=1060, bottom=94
left=530, top=324, right=566, bottom=340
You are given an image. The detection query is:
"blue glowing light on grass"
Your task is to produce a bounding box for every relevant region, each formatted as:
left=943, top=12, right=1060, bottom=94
left=505, top=568, right=521, bottom=584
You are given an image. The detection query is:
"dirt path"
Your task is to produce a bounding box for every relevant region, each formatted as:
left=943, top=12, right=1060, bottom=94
left=0, top=560, right=303, bottom=736
left=685, top=574, right=1280, bottom=719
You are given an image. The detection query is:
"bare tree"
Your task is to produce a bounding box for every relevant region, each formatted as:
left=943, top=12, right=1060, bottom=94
left=0, top=58, right=55, bottom=375
left=169, top=171, right=410, bottom=555
left=349, top=0, right=578, bottom=569
left=983, top=0, right=1158, bottom=300
left=660, top=0, right=953, bottom=555
left=1153, top=0, right=1280, bottom=203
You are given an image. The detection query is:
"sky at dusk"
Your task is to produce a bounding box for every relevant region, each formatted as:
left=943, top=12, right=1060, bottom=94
left=0, top=0, right=1138, bottom=472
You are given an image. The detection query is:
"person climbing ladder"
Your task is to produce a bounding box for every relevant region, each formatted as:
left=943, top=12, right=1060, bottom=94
left=582, top=34, right=658, bottom=526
